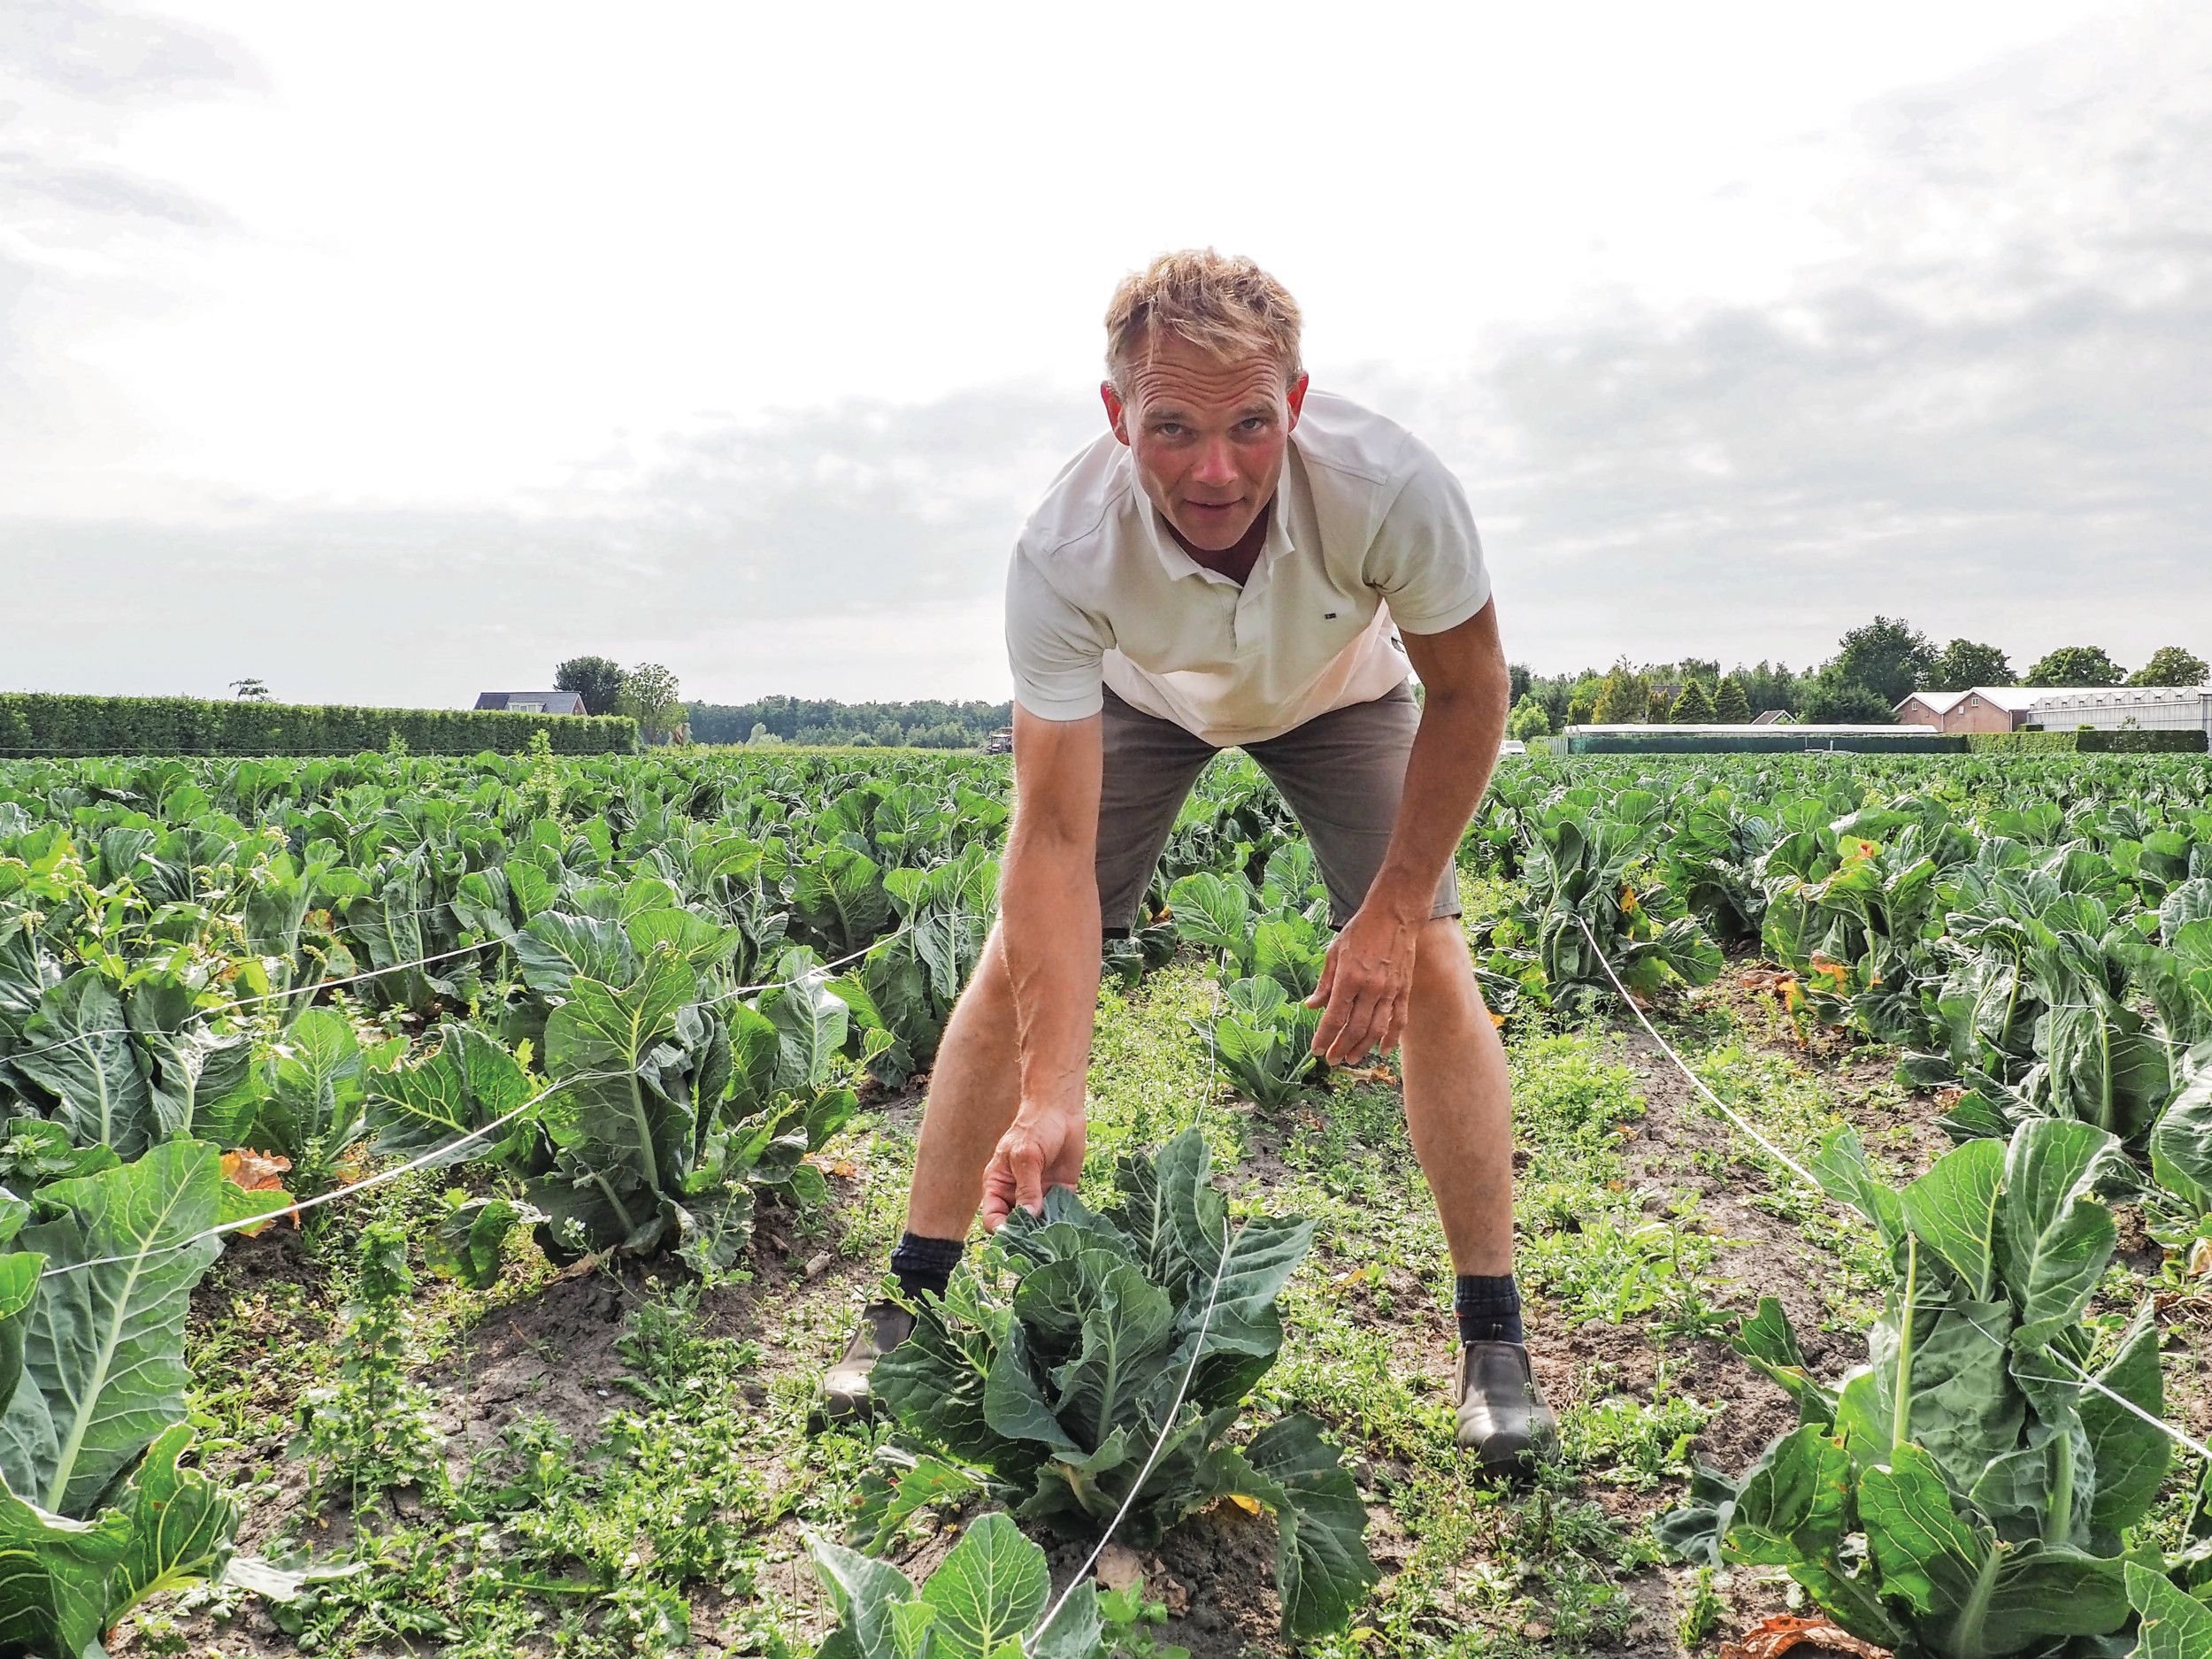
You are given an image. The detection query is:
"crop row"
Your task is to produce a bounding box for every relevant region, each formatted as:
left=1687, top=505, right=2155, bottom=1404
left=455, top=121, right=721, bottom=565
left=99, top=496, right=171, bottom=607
left=0, top=748, right=2208, bottom=1654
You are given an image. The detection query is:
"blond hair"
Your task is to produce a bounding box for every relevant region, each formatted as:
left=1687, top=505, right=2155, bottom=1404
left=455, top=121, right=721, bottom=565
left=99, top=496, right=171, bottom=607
left=1103, top=250, right=1303, bottom=393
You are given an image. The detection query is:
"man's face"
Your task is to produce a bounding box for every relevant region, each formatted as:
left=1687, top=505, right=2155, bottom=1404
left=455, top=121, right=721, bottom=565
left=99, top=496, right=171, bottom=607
left=1102, top=332, right=1308, bottom=553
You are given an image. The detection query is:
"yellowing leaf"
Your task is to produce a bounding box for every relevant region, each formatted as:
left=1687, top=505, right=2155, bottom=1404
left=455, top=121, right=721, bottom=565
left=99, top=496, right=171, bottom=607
left=220, top=1148, right=296, bottom=1235
left=1226, top=1494, right=1263, bottom=1515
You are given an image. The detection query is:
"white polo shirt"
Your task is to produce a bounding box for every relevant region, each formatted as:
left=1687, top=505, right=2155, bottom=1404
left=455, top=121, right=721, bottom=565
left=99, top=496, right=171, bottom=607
left=1004, top=390, right=1492, bottom=747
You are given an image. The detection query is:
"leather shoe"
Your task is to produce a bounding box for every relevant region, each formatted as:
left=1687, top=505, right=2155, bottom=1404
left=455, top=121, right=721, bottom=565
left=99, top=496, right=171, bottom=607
left=1454, top=1340, right=1557, bottom=1474
left=813, top=1299, right=917, bottom=1428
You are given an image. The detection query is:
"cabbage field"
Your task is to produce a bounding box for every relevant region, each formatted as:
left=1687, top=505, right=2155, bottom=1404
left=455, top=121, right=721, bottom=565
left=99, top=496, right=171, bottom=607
left=0, top=747, right=2207, bottom=1659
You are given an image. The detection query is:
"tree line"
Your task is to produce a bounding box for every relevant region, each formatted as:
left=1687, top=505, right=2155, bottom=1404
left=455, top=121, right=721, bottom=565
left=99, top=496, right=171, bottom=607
left=557, top=625, right=2206, bottom=753
left=1503, top=623, right=2208, bottom=740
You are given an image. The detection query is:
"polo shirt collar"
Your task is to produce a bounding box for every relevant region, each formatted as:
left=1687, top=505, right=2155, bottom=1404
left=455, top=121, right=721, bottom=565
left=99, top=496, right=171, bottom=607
left=1136, top=478, right=1295, bottom=586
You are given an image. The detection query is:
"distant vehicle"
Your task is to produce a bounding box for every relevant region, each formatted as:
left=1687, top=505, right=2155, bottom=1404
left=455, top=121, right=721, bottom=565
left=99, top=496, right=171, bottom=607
left=1498, top=740, right=1527, bottom=756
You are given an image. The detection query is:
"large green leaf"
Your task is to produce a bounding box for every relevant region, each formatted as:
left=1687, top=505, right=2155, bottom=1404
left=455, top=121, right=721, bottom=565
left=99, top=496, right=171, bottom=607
left=542, top=949, right=699, bottom=1210
left=0, top=1255, right=45, bottom=1425
left=2148, top=1043, right=2212, bottom=1220
left=102, top=1422, right=239, bottom=1624
left=1240, top=1413, right=1380, bottom=1640
left=514, top=911, right=634, bottom=996
left=1997, top=1118, right=2121, bottom=1347
left=2127, top=1563, right=2212, bottom=1659
left=917, top=1511, right=1049, bottom=1658
left=0, top=1477, right=133, bottom=1658
left=365, top=1022, right=533, bottom=1166
left=1166, top=873, right=1255, bottom=961
left=1858, top=1442, right=2130, bottom=1654
left=1014, top=1250, right=1173, bottom=1448
left=14, top=973, right=154, bottom=1157
left=0, top=1141, right=226, bottom=1514
left=2076, top=1305, right=2170, bottom=1536
left=806, top=1530, right=914, bottom=1659
left=790, top=847, right=893, bottom=952
left=1902, top=1139, right=2005, bottom=1301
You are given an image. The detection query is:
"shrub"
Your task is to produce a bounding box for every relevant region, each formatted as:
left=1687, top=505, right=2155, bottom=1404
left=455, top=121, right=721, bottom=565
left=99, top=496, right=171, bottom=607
left=0, top=694, right=635, bottom=757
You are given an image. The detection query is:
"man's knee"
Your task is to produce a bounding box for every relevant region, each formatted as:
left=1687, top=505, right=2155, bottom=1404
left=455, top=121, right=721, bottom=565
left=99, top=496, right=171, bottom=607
left=1409, top=916, right=1477, bottom=1002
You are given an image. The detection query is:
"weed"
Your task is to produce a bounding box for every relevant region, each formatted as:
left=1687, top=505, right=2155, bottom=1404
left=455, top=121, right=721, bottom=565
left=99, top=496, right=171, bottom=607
left=298, top=1218, right=447, bottom=1509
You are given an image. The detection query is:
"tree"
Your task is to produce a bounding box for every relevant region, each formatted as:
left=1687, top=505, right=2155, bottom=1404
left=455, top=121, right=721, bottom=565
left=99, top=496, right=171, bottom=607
left=1564, top=690, right=1596, bottom=726
left=1508, top=663, right=1533, bottom=705
left=616, top=662, right=685, bottom=743
left=1670, top=680, right=1717, bottom=723
left=1927, top=639, right=2015, bottom=692
left=1712, top=676, right=1752, bottom=723
left=554, top=656, right=628, bottom=716
left=1506, top=695, right=1552, bottom=741
left=1646, top=687, right=1673, bottom=724
left=1732, top=661, right=1809, bottom=718
left=2024, top=645, right=2126, bottom=687
left=1801, top=670, right=1895, bottom=725
left=1592, top=661, right=1648, bottom=725
left=1829, top=617, right=1936, bottom=708
left=2127, top=646, right=2208, bottom=687
left=228, top=678, right=271, bottom=701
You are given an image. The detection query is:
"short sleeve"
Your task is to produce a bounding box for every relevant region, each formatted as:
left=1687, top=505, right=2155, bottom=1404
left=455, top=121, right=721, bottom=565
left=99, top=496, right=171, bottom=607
left=1005, top=542, right=1108, bottom=720
left=1363, top=436, right=1493, bottom=635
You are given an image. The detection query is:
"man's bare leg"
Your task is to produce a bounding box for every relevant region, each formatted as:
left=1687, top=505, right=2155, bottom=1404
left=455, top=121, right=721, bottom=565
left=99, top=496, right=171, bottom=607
left=1399, top=916, right=1514, bottom=1274
left=1399, top=914, right=1552, bottom=1471
left=903, top=925, right=1023, bottom=1240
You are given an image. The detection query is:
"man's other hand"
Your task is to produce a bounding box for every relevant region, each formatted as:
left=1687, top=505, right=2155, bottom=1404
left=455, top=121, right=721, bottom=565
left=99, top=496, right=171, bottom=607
left=979, top=1102, right=1087, bottom=1232
left=1307, top=903, right=1419, bottom=1064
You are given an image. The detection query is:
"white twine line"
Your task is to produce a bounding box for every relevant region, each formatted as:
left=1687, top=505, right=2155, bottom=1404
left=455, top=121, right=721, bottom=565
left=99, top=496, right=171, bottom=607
left=36, top=1065, right=622, bottom=1279
left=1565, top=909, right=1824, bottom=1193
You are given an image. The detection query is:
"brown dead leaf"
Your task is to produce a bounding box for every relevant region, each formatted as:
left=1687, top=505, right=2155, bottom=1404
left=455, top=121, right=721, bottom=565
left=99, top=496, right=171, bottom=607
left=1092, top=1542, right=1143, bottom=1595
left=2190, top=1237, right=2212, bottom=1279
left=220, top=1148, right=296, bottom=1235
left=1721, top=1614, right=1890, bottom=1659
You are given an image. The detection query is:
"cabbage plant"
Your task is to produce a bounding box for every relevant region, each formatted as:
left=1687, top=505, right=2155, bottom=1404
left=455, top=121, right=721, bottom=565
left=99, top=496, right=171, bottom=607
left=1661, top=1119, right=2179, bottom=1657
left=862, top=1130, right=1377, bottom=1641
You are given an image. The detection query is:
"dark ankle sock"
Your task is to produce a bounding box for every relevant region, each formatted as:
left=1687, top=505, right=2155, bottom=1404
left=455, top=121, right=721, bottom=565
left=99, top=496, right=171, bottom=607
left=888, top=1233, right=965, bottom=1302
left=1454, top=1274, right=1525, bottom=1347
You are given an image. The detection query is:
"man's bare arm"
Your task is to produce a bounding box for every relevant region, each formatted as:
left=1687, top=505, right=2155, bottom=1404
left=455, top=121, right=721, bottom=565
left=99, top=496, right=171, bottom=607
left=1308, top=600, right=1510, bottom=1063
left=979, top=704, right=1103, bottom=1227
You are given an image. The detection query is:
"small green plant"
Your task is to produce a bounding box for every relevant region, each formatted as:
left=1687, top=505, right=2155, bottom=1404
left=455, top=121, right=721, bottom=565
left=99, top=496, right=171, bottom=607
left=1099, top=1576, right=1190, bottom=1659
left=299, top=1217, right=446, bottom=1506
left=1677, top=1563, right=1724, bottom=1648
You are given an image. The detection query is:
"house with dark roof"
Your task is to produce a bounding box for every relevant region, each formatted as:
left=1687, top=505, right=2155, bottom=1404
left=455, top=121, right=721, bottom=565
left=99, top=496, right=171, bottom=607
left=474, top=691, right=588, bottom=716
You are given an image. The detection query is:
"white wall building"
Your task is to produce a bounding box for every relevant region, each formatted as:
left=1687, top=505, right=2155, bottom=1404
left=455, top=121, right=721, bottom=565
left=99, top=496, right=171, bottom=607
left=2028, top=686, right=2212, bottom=735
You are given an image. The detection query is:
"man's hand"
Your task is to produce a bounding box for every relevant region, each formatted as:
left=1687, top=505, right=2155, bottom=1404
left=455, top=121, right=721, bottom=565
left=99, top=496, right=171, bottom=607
left=1307, top=900, right=1421, bottom=1064
left=979, top=1102, right=1087, bottom=1232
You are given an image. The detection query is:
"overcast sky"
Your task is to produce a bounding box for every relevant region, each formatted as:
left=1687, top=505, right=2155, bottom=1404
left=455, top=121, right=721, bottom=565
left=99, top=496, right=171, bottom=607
left=4, top=1, right=2206, bottom=708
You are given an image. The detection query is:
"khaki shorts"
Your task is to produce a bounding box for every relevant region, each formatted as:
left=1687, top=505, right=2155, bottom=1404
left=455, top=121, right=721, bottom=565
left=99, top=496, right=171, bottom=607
left=1097, top=681, right=1462, bottom=933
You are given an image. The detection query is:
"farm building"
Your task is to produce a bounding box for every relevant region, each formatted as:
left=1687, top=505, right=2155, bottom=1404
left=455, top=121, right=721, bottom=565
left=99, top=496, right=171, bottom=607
left=1893, top=685, right=2208, bottom=735
left=2027, top=685, right=2212, bottom=737
left=1893, top=686, right=2107, bottom=734
left=473, top=690, right=588, bottom=715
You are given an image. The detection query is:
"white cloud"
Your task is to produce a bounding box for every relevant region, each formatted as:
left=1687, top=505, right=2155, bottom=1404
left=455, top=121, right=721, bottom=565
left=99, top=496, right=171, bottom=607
left=2, top=0, right=2205, bottom=703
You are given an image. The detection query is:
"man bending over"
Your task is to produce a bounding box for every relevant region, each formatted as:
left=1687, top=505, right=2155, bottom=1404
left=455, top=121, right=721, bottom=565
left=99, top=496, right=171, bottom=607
left=818, top=250, right=1552, bottom=1471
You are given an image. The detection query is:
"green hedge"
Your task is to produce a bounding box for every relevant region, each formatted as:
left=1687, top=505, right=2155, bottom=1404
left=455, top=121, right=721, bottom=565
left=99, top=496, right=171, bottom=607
left=0, top=695, right=638, bottom=757
left=1966, top=728, right=2208, bottom=755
